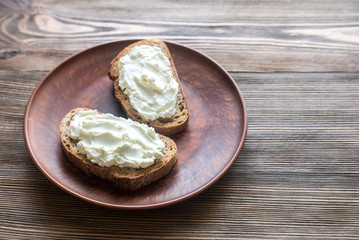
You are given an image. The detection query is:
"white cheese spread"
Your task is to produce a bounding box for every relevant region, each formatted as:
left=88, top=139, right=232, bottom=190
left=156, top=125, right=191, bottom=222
left=69, top=110, right=165, bottom=168
left=118, top=44, right=179, bottom=121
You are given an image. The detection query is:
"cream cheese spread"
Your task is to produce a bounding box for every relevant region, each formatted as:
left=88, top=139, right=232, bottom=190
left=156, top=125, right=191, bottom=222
left=69, top=110, right=165, bottom=168
left=118, top=44, right=179, bottom=121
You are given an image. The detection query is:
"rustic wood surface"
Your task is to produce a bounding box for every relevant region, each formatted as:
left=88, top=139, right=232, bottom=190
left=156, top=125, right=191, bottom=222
left=1, top=0, right=359, bottom=239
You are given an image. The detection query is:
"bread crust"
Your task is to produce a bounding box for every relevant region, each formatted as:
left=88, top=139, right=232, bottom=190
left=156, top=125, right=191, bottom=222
left=59, top=108, right=178, bottom=191
left=109, top=39, right=189, bottom=136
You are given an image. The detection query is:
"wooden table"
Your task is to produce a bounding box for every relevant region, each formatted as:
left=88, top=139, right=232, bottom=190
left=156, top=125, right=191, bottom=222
left=1, top=0, right=359, bottom=239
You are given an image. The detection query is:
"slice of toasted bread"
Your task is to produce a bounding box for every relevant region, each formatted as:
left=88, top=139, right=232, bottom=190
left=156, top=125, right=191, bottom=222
left=108, top=39, right=189, bottom=136
left=59, top=108, right=178, bottom=191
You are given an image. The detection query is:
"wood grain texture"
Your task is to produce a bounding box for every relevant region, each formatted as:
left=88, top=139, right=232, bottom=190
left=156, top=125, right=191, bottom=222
left=1, top=0, right=359, bottom=239
left=1, top=0, right=359, bottom=72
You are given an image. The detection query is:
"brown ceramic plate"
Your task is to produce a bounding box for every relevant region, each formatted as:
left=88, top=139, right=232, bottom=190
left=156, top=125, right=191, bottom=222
left=24, top=40, right=247, bottom=209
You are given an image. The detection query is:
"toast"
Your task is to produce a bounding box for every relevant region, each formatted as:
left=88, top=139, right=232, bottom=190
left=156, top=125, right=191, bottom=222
left=108, top=39, right=189, bottom=136
left=59, top=108, right=178, bottom=191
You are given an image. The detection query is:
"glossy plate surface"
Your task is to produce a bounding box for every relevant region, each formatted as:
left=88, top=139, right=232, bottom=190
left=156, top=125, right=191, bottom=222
left=24, top=40, right=247, bottom=209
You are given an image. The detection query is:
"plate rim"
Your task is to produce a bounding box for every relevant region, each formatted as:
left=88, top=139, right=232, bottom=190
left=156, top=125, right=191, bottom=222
left=23, top=39, right=248, bottom=209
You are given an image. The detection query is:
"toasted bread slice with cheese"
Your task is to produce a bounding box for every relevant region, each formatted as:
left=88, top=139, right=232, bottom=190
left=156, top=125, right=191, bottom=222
left=108, top=39, right=189, bottom=136
left=59, top=108, right=178, bottom=191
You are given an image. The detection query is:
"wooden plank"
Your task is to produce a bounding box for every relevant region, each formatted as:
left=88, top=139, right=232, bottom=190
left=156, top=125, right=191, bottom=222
left=1, top=0, right=359, bottom=72
left=234, top=72, right=359, bottom=173
left=0, top=172, right=358, bottom=239
left=1, top=0, right=359, bottom=238
left=2, top=70, right=359, bottom=173
left=0, top=70, right=359, bottom=239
